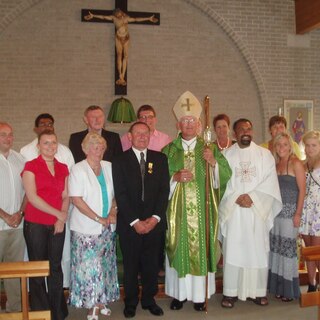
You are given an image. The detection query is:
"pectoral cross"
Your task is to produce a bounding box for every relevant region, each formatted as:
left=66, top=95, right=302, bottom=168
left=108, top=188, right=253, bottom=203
left=235, top=161, right=257, bottom=183
left=81, top=0, right=160, bottom=95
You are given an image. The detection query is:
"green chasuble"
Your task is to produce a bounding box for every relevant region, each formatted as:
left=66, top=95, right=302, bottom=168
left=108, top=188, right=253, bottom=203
left=162, top=135, right=231, bottom=277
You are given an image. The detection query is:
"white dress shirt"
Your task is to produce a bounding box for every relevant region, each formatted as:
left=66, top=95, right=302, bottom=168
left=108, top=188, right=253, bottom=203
left=0, top=150, right=25, bottom=230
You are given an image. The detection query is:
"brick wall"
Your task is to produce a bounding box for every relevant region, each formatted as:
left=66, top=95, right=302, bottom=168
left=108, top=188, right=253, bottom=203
left=0, top=0, right=319, bottom=150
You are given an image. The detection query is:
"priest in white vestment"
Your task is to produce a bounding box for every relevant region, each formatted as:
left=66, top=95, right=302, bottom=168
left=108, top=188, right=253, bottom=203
left=219, top=118, right=282, bottom=308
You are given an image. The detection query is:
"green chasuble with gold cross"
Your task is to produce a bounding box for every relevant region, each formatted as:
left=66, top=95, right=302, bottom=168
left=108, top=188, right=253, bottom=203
left=162, top=134, right=231, bottom=277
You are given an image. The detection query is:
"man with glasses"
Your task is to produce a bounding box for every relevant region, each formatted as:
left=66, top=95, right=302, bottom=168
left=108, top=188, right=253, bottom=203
left=20, top=113, right=74, bottom=289
left=121, top=105, right=171, bottom=152
left=162, top=92, right=231, bottom=311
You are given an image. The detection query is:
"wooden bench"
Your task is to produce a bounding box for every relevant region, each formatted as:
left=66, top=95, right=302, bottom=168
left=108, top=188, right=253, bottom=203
left=0, top=261, right=50, bottom=320
left=300, top=245, right=320, bottom=320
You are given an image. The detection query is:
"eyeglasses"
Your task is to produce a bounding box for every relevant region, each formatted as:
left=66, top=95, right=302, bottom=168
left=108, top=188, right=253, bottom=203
left=180, top=118, right=196, bottom=124
left=0, top=133, right=13, bottom=138
left=139, top=115, right=155, bottom=120
left=38, top=122, right=54, bottom=128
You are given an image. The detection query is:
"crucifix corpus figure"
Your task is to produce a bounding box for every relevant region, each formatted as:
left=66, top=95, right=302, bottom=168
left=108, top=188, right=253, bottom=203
left=85, top=9, right=158, bottom=87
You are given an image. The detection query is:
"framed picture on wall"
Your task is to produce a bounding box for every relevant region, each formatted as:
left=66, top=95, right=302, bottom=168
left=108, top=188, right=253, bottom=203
left=283, top=99, right=313, bottom=144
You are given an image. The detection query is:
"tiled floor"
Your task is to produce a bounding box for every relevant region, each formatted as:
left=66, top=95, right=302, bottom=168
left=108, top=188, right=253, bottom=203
left=66, top=288, right=317, bottom=320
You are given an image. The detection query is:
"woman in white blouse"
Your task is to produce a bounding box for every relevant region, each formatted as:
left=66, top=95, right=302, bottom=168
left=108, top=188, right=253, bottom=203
left=68, top=132, right=119, bottom=320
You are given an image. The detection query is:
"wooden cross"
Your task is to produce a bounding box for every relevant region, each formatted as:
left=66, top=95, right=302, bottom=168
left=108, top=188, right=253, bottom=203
left=81, top=0, right=160, bottom=96
left=300, top=245, right=320, bottom=319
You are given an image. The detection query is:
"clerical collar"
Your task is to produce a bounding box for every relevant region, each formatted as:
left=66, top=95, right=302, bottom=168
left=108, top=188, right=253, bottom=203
left=132, top=147, right=147, bottom=161
left=181, top=136, right=197, bottom=151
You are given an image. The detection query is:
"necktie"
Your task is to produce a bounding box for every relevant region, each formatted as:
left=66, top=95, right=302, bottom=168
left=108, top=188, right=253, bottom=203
left=140, top=152, right=145, bottom=201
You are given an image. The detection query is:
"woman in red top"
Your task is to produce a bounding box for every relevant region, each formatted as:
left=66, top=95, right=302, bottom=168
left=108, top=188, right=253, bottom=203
left=22, top=130, right=69, bottom=320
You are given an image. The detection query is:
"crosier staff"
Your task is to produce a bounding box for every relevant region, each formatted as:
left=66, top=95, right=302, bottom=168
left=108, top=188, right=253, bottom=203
left=203, top=95, right=212, bottom=312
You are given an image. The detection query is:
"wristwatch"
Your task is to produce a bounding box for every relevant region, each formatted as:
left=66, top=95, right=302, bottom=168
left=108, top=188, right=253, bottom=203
left=94, top=216, right=100, bottom=222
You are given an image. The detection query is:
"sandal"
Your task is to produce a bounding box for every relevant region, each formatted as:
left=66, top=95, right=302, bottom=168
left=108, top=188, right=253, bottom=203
left=221, top=295, right=237, bottom=308
left=87, top=306, right=99, bottom=320
left=247, top=297, right=269, bottom=306
left=100, top=305, right=111, bottom=316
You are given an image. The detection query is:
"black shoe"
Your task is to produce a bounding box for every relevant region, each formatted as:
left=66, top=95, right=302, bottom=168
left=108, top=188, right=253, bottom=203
left=124, top=306, right=136, bottom=318
left=142, top=303, right=164, bottom=316
left=193, top=302, right=205, bottom=311
left=307, top=283, right=317, bottom=292
left=170, top=298, right=186, bottom=310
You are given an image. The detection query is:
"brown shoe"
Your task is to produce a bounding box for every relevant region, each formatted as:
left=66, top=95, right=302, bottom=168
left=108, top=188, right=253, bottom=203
left=221, top=296, right=237, bottom=308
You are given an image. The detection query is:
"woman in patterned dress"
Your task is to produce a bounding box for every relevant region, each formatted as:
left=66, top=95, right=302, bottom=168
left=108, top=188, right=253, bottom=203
left=268, top=132, right=305, bottom=301
left=300, top=130, right=320, bottom=292
left=68, top=132, right=119, bottom=320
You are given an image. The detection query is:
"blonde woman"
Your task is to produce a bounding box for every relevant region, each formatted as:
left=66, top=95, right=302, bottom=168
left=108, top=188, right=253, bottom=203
left=22, top=130, right=69, bottom=320
left=268, top=132, right=305, bottom=301
left=300, top=130, right=320, bottom=292
left=68, top=132, right=119, bottom=320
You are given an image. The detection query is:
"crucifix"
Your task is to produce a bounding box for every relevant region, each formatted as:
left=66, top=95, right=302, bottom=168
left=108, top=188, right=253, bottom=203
left=81, top=0, right=160, bottom=95
left=181, top=98, right=193, bottom=111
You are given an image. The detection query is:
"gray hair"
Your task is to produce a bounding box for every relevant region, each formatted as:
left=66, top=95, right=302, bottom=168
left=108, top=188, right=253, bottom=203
left=81, top=132, right=107, bottom=154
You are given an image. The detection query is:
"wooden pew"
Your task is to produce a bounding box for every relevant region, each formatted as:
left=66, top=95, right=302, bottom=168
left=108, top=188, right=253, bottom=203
left=0, top=261, right=50, bottom=320
left=300, top=245, right=320, bottom=320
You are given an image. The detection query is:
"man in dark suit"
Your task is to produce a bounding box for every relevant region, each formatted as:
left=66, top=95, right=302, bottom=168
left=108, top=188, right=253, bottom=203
left=112, top=122, right=170, bottom=318
left=69, top=105, right=123, bottom=163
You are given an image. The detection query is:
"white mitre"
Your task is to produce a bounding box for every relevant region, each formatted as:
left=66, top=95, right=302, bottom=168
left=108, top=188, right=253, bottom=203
left=173, top=91, right=202, bottom=121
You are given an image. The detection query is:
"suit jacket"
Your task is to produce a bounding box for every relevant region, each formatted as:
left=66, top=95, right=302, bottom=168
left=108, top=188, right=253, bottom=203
left=112, top=149, right=170, bottom=235
left=69, top=128, right=123, bottom=163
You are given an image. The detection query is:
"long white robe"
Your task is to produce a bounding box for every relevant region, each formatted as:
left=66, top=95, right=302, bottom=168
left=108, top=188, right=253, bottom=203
left=219, top=142, right=282, bottom=300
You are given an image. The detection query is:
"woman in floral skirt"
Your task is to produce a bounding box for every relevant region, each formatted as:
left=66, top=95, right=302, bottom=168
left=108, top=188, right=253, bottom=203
left=68, top=132, right=119, bottom=320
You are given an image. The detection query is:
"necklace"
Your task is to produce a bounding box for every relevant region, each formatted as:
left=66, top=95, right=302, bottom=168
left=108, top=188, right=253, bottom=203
left=216, top=137, right=230, bottom=150
left=45, top=159, right=54, bottom=162
left=182, top=139, right=196, bottom=171
left=182, top=139, right=196, bottom=151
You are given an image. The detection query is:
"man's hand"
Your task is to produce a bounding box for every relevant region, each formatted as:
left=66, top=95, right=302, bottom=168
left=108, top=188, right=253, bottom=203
left=6, top=212, right=23, bottom=228
left=133, top=221, right=148, bottom=234
left=203, top=147, right=216, bottom=167
left=236, top=194, right=253, bottom=208
left=144, top=217, right=158, bottom=233
left=173, top=169, right=193, bottom=183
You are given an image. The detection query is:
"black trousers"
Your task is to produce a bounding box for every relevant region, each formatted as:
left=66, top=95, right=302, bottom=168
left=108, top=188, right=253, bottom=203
left=119, top=230, right=161, bottom=308
left=23, top=221, right=68, bottom=320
